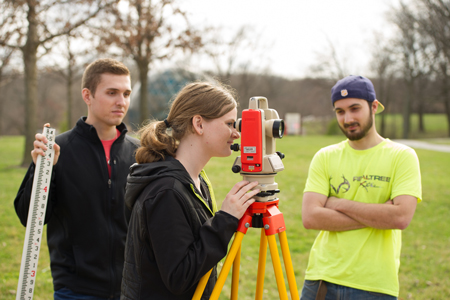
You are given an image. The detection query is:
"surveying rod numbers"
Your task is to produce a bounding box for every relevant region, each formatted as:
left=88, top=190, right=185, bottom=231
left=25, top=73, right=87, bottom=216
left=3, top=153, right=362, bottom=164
left=16, top=127, right=55, bottom=300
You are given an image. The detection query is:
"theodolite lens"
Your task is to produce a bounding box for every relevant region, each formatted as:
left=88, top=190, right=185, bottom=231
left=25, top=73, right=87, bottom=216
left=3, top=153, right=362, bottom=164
left=272, top=119, right=285, bottom=138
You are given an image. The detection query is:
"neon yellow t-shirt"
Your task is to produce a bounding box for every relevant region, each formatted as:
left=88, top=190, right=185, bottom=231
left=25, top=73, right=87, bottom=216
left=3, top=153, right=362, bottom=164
left=303, top=139, right=422, bottom=297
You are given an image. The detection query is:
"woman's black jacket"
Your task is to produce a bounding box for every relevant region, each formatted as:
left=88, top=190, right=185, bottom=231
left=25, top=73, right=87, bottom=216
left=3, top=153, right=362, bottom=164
left=121, top=156, right=239, bottom=300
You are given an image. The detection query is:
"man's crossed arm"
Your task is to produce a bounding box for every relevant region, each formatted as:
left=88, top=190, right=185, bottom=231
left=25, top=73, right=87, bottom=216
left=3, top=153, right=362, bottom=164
left=301, top=192, right=417, bottom=231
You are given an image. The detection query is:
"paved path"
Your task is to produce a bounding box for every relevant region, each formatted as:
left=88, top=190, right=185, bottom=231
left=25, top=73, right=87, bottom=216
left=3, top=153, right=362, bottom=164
left=394, top=139, right=450, bottom=153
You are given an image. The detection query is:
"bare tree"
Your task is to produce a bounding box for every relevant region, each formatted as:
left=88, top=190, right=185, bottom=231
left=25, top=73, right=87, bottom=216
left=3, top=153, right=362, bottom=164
left=437, top=58, right=450, bottom=137
left=389, top=2, right=432, bottom=138
left=46, top=32, right=94, bottom=130
left=201, top=25, right=270, bottom=84
left=1, top=0, right=115, bottom=166
left=63, top=37, right=77, bottom=130
left=370, top=32, right=396, bottom=137
left=0, top=48, right=16, bottom=135
left=96, top=0, right=202, bottom=124
left=415, top=0, right=450, bottom=136
left=308, top=37, right=350, bottom=81
left=0, top=0, right=22, bottom=135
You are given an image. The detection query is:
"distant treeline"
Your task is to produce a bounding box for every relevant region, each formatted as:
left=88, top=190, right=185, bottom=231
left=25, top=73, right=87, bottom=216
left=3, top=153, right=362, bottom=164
left=1, top=70, right=447, bottom=137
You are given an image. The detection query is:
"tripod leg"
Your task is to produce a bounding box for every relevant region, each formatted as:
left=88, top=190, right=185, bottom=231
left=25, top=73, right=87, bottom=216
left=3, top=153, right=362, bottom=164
left=255, top=229, right=268, bottom=300
left=267, top=235, right=289, bottom=300
left=279, top=231, right=300, bottom=300
left=230, top=244, right=241, bottom=300
left=210, top=231, right=245, bottom=300
left=192, top=269, right=213, bottom=300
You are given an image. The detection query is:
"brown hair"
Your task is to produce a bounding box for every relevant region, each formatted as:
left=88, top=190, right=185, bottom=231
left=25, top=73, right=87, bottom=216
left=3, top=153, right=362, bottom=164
left=81, top=58, right=130, bottom=95
left=135, top=81, right=238, bottom=163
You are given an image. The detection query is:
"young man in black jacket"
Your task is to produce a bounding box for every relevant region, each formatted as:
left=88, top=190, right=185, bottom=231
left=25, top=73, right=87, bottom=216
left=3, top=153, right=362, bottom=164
left=14, top=58, right=140, bottom=300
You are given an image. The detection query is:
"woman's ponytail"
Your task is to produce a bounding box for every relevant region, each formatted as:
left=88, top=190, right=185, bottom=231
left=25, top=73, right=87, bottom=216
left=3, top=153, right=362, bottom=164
left=135, top=120, right=178, bottom=163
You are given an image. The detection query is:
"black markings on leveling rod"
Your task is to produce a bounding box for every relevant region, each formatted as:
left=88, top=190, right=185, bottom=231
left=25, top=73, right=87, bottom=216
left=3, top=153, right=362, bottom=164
left=16, top=127, right=55, bottom=300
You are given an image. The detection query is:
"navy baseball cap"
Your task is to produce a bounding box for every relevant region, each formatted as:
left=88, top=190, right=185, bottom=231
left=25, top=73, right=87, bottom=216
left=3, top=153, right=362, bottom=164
left=331, top=75, right=384, bottom=113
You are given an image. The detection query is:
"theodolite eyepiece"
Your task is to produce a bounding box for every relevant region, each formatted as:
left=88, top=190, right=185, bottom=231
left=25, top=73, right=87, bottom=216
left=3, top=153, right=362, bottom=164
left=230, top=144, right=240, bottom=152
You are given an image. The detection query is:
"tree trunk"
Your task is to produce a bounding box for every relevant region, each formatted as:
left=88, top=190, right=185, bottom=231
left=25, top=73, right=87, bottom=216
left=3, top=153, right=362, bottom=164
left=0, top=72, right=3, bottom=135
left=378, top=77, right=386, bottom=137
left=444, top=97, right=450, bottom=137
left=444, top=76, right=450, bottom=138
left=138, top=62, right=149, bottom=124
left=392, top=113, right=397, bottom=139
left=383, top=75, right=393, bottom=137
left=67, top=54, right=74, bottom=129
left=21, top=2, right=39, bottom=167
left=402, top=82, right=412, bottom=139
left=417, top=80, right=425, bottom=133
left=418, top=102, right=425, bottom=133
left=380, top=113, right=386, bottom=137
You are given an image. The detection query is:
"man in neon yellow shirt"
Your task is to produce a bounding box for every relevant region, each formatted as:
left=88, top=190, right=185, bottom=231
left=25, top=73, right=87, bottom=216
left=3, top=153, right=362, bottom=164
left=301, top=75, right=422, bottom=300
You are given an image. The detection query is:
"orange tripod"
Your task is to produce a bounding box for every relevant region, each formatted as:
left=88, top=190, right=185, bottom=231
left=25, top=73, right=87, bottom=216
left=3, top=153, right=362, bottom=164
left=193, top=200, right=299, bottom=300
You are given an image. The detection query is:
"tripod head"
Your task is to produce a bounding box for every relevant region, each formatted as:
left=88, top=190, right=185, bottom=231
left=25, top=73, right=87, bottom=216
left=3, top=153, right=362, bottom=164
left=231, top=97, right=285, bottom=202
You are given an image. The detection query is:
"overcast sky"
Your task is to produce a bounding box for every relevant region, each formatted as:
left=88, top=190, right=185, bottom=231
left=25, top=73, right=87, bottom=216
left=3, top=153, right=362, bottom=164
left=179, top=0, right=395, bottom=79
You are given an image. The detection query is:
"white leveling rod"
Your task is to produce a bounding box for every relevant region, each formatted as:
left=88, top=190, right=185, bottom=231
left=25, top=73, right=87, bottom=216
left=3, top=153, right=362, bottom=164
left=16, top=127, right=56, bottom=300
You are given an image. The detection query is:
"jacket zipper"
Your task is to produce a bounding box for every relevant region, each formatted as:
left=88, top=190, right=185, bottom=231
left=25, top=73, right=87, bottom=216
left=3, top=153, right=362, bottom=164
left=108, top=153, right=117, bottom=297
left=190, top=184, right=214, bottom=215
left=190, top=170, right=218, bottom=216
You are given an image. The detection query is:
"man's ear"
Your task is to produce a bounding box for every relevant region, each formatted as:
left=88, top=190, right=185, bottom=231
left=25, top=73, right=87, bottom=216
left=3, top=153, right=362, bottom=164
left=372, top=100, right=380, bottom=114
left=82, top=88, right=92, bottom=106
left=192, top=115, right=204, bottom=135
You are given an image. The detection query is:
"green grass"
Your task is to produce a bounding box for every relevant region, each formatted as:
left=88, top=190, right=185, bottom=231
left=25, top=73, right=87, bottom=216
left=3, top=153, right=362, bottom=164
left=374, top=113, right=449, bottom=139
left=0, top=136, right=53, bottom=299
left=1, top=135, right=449, bottom=299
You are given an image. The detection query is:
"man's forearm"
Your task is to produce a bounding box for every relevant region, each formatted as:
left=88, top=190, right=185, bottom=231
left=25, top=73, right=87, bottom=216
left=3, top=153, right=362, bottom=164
left=302, top=192, right=366, bottom=231
left=325, top=196, right=416, bottom=230
left=303, top=205, right=366, bottom=231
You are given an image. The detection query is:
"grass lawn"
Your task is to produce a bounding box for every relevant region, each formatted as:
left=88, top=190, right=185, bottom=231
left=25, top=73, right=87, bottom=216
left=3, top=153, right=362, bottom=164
left=375, top=113, right=449, bottom=139
left=1, top=135, right=449, bottom=299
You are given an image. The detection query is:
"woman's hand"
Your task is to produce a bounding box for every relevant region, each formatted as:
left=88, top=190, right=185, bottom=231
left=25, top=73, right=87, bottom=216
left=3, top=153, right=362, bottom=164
left=220, top=181, right=259, bottom=219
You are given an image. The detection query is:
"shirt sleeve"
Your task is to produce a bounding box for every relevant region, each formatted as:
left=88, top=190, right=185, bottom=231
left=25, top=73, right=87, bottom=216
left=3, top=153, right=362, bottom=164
left=391, top=147, right=422, bottom=203
left=303, top=149, right=330, bottom=197
left=14, top=162, right=56, bottom=226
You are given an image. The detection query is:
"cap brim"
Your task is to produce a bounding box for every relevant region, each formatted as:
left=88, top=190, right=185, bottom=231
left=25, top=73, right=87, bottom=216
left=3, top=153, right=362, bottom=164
left=376, top=101, right=384, bottom=114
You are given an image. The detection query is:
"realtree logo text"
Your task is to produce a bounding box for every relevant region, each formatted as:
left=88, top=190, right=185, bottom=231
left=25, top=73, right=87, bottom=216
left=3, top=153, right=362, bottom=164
left=353, top=175, right=390, bottom=192
left=353, top=175, right=390, bottom=182
left=330, top=175, right=391, bottom=194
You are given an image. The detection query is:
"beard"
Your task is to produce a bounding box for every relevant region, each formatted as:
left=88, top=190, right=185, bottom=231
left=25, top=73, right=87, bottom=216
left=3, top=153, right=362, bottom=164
left=338, top=112, right=373, bottom=141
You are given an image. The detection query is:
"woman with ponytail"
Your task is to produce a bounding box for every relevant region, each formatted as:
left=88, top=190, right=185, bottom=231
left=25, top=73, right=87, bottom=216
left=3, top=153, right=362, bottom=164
left=121, top=82, right=259, bottom=300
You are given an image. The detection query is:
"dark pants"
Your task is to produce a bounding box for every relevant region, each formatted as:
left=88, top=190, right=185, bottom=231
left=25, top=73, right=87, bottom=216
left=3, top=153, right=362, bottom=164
left=54, top=287, right=120, bottom=300
left=300, top=280, right=397, bottom=300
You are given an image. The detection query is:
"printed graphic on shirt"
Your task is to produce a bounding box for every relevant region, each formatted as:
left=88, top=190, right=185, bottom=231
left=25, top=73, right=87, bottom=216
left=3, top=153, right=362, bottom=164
left=330, top=174, right=391, bottom=194
left=330, top=175, right=350, bottom=194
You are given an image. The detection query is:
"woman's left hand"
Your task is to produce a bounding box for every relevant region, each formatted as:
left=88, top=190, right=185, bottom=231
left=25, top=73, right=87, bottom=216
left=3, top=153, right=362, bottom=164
left=220, top=181, right=259, bottom=219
